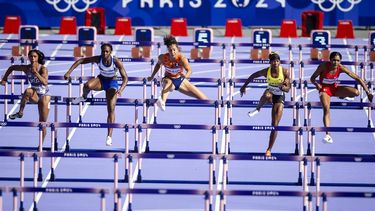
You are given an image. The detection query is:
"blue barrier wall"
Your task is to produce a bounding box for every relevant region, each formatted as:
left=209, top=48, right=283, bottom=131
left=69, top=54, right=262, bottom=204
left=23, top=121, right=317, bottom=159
left=0, top=0, right=373, bottom=28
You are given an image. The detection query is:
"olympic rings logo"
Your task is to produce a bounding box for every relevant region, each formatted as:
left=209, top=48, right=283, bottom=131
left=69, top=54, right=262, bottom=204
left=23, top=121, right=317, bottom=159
left=311, top=0, right=362, bottom=12
left=45, top=0, right=98, bottom=13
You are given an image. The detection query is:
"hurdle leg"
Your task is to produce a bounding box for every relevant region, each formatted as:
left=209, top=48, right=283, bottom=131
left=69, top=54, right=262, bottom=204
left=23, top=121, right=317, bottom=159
left=134, top=101, right=139, bottom=152
left=297, top=128, right=303, bottom=185
left=0, top=189, right=2, bottom=211
left=322, top=193, right=327, bottom=211
left=316, top=158, right=321, bottom=211
left=12, top=188, right=17, bottom=211
left=128, top=155, right=133, bottom=211
left=19, top=154, right=25, bottom=211
left=100, top=190, right=106, bottom=211
left=124, top=125, right=130, bottom=182
left=136, top=126, right=143, bottom=182
left=4, top=81, right=8, bottom=121
left=208, top=156, right=214, bottom=210
left=114, top=155, right=119, bottom=210
left=54, top=97, right=58, bottom=151
left=310, top=129, right=316, bottom=186
left=50, top=124, right=56, bottom=181
left=142, top=78, right=147, bottom=124
left=33, top=154, right=38, bottom=211
left=302, top=158, right=309, bottom=211
left=38, top=124, right=43, bottom=181
left=66, top=79, right=72, bottom=151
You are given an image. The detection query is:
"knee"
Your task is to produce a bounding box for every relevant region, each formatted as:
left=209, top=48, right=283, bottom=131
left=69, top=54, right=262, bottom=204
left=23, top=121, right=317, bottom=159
left=24, top=89, right=33, bottom=98
left=84, top=82, right=93, bottom=90
left=354, top=89, right=360, bottom=96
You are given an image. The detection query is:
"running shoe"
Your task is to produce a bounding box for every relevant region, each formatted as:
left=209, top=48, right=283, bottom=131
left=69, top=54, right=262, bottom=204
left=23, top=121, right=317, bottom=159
left=322, top=134, right=333, bottom=144
left=72, top=96, right=87, bottom=104
left=106, top=136, right=112, bottom=146
left=156, top=97, right=166, bottom=111
left=265, top=150, right=271, bottom=157
left=248, top=109, right=259, bottom=117
left=343, top=97, right=354, bottom=101
left=9, top=112, right=23, bottom=120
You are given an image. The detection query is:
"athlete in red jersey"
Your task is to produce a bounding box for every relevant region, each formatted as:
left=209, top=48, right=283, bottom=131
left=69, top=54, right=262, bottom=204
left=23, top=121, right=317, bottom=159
left=310, top=52, right=373, bottom=144
left=147, top=35, right=207, bottom=111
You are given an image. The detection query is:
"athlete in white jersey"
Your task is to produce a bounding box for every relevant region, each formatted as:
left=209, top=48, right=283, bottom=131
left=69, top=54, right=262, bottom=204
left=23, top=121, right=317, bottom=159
left=239, top=52, right=291, bottom=156
left=64, top=43, right=128, bottom=146
left=1, top=49, right=51, bottom=144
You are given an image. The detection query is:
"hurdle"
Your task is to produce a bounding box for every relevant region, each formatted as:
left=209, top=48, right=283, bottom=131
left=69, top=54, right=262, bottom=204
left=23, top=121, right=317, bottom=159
left=220, top=154, right=310, bottom=211
left=0, top=150, right=121, bottom=210
left=312, top=155, right=375, bottom=211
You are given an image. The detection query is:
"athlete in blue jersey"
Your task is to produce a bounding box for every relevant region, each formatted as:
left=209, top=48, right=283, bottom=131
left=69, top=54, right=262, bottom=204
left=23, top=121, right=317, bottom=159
left=1, top=49, right=50, bottom=144
left=64, top=43, right=128, bottom=146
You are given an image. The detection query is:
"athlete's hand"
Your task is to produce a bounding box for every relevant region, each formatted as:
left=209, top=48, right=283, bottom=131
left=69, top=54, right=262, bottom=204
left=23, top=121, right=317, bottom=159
left=64, top=73, right=70, bottom=80
left=240, top=86, right=246, bottom=97
left=315, top=83, right=322, bottom=91
left=116, top=89, right=123, bottom=97
left=0, top=80, right=6, bottom=86
left=147, top=76, right=153, bottom=82
left=368, top=93, right=373, bottom=102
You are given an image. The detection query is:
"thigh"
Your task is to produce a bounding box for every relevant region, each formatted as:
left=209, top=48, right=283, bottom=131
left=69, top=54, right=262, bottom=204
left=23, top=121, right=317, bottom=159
left=27, top=88, right=39, bottom=103
left=271, top=103, right=284, bottom=125
left=162, top=77, right=174, bottom=91
left=334, top=86, right=358, bottom=97
left=87, top=77, right=103, bottom=91
left=178, top=80, right=203, bottom=98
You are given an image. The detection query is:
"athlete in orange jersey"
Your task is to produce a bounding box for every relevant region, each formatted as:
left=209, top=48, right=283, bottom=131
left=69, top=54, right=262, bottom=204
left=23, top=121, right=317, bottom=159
left=147, top=35, right=208, bottom=111
left=310, top=51, right=373, bottom=144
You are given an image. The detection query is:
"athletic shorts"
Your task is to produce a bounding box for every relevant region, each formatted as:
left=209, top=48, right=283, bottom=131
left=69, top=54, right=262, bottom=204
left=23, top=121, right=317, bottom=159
left=319, top=85, right=338, bottom=97
left=170, top=76, right=185, bottom=90
left=272, top=93, right=285, bottom=104
left=99, top=75, right=119, bottom=90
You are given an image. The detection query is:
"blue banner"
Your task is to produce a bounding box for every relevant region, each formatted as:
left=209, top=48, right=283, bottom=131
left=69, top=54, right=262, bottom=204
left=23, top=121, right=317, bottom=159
left=0, top=0, right=373, bottom=28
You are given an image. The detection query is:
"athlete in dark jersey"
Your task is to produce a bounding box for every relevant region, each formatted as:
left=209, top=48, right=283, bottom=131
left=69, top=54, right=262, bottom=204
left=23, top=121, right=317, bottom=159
left=240, top=52, right=291, bottom=156
left=310, top=51, right=373, bottom=144
left=1, top=49, right=50, bottom=143
left=147, top=35, right=207, bottom=111
left=64, top=43, right=128, bottom=146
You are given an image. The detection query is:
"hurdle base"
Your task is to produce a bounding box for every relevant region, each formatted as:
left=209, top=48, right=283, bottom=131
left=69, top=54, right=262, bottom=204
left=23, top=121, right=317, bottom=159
left=54, top=139, right=58, bottom=151
left=145, top=142, right=150, bottom=152
left=306, top=146, right=311, bottom=156
left=20, top=201, right=24, bottom=211
left=310, top=175, right=315, bottom=186
left=33, top=201, right=38, bottom=211
left=294, top=144, right=299, bottom=155
left=38, top=170, right=43, bottom=182
left=65, top=140, right=70, bottom=152
left=297, top=172, right=302, bottom=185
left=137, top=171, right=142, bottom=183
left=50, top=169, right=55, bottom=181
